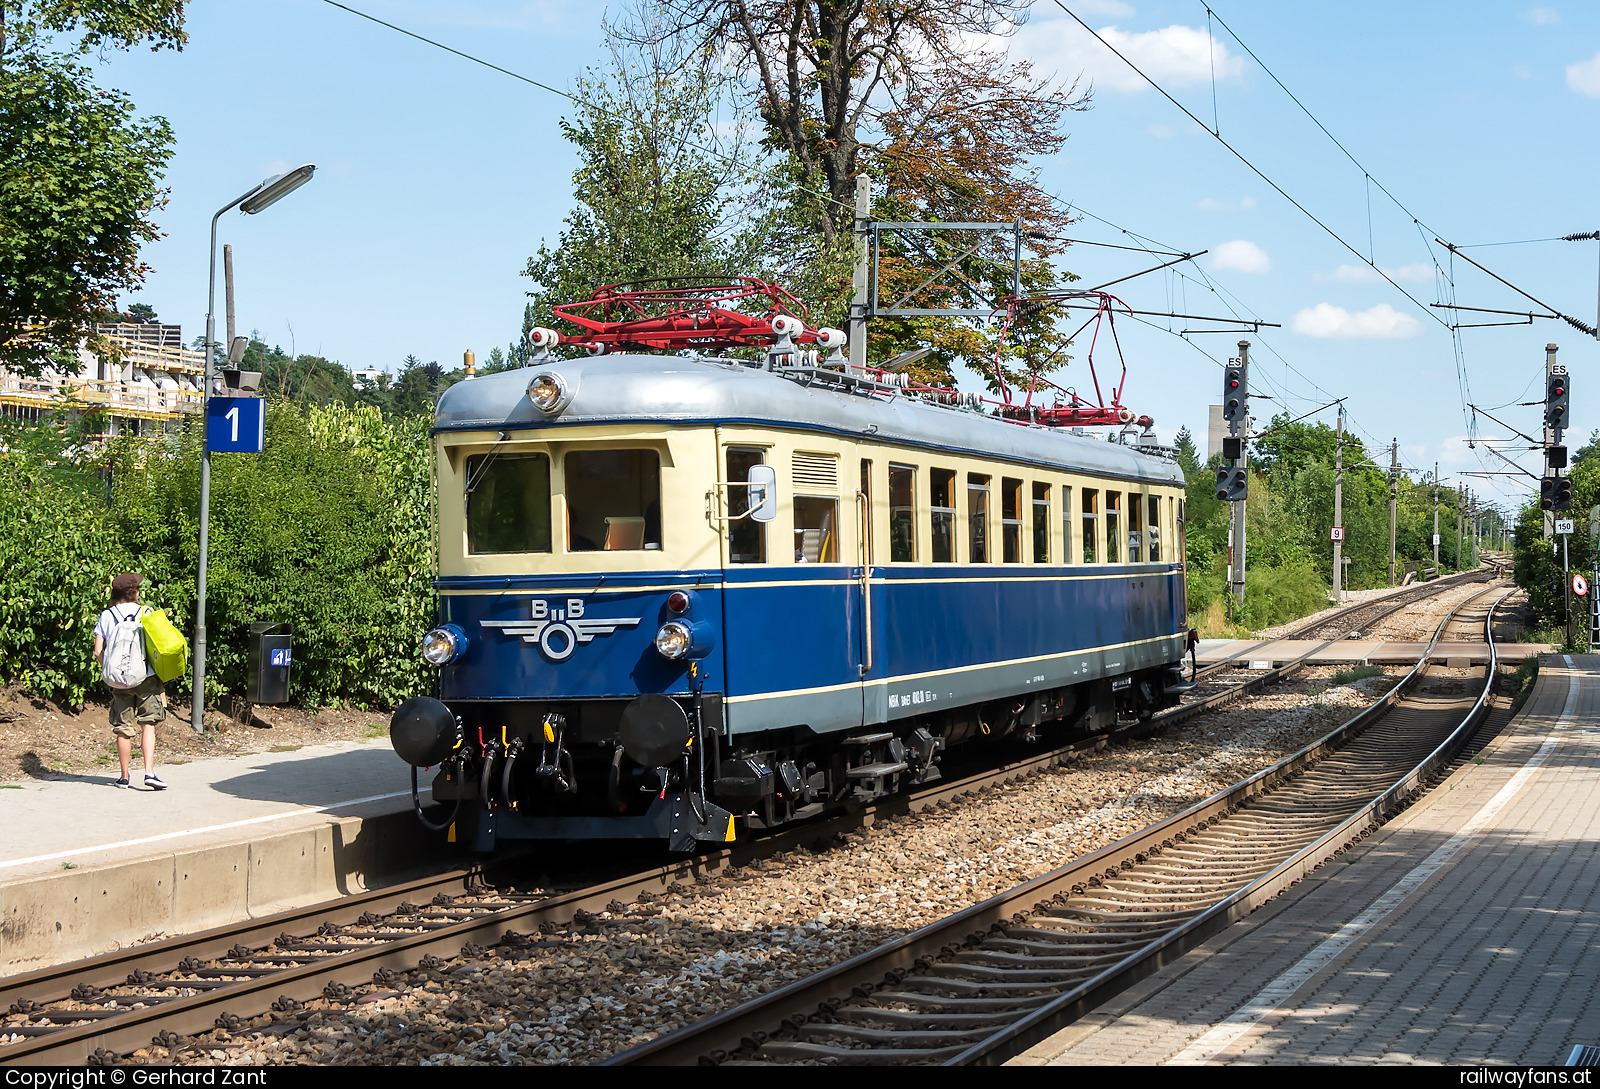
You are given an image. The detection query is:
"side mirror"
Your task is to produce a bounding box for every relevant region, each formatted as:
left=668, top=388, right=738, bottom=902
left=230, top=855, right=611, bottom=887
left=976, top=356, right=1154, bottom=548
left=747, top=464, right=778, bottom=523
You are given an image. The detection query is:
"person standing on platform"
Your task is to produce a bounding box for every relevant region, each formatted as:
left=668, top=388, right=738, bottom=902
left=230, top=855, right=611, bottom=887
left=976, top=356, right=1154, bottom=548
left=93, top=573, right=169, bottom=790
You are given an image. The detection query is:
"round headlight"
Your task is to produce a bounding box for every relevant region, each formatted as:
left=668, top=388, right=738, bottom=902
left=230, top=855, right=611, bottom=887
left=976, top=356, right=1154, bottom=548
left=654, top=620, right=691, bottom=660
left=421, top=625, right=466, bottom=666
left=526, top=373, right=566, bottom=413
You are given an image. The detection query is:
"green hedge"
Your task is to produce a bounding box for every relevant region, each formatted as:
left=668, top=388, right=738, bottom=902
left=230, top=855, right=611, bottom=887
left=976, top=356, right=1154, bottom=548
left=0, top=401, right=434, bottom=709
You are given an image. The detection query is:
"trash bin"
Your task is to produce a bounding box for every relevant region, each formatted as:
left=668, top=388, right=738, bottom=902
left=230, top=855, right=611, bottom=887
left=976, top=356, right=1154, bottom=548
left=247, top=622, right=292, bottom=704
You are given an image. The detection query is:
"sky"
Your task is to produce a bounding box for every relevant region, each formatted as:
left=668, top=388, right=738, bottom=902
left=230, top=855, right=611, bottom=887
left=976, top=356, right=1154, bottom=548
left=87, top=1, right=1600, bottom=518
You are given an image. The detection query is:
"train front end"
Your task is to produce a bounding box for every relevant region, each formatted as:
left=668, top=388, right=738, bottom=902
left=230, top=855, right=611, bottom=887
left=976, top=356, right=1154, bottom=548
left=390, top=356, right=737, bottom=852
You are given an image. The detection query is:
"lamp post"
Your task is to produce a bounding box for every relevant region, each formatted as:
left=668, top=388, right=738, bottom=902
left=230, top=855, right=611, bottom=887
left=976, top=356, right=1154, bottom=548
left=192, top=164, right=316, bottom=732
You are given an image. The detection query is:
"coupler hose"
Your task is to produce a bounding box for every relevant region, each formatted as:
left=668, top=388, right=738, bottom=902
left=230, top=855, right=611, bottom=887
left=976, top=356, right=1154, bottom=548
left=501, top=737, right=525, bottom=812
left=412, top=759, right=465, bottom=833
left=479, top=742, right=501, bottom=811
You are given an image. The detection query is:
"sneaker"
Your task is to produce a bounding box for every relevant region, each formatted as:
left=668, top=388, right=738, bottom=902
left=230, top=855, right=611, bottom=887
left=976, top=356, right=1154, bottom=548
left=144, top=773, right=168, bottom=791
left=113, top=777, right=130, bottom=789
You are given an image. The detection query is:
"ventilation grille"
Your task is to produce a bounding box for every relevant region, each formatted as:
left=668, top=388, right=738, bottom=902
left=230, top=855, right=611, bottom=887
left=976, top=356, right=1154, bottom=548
left=792, top=451, right=839, bottom=490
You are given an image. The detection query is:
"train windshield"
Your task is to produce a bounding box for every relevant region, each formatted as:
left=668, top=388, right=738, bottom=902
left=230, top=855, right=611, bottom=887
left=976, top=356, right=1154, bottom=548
left=566, top=449, right=662, bottom=551
left=465, top=452, right=552, bottom=554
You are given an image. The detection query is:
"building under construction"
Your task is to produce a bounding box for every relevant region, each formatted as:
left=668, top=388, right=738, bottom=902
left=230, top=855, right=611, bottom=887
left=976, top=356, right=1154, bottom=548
left=0, top=323, right=205, bottom=436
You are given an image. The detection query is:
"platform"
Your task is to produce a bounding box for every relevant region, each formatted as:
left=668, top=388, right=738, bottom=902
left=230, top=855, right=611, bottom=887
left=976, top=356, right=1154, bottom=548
left=0, top=736, right=454, bottom=975
left=1196, top=638, right=1552, bottom=668
left=1015, top=654, right=1600, bottom=1066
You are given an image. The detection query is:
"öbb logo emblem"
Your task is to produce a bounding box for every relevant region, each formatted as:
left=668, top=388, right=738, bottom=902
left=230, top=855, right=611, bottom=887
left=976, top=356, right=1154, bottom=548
left=480, top=598, right=642, bottom=662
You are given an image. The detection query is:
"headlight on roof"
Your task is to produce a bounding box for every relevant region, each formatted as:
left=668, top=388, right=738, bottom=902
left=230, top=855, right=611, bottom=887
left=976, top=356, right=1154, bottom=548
left=526, top=372, right=568, bottom=414
left=421, top=624, right=467, bottom=666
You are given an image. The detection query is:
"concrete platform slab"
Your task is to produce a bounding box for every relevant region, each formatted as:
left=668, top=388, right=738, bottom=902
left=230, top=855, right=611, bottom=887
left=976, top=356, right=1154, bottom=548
left=0, top=737, right=457, bottom=975
left=1196, top=638, right=1551, bottom=667
left=1015, top=655, right=1600, bottom=1066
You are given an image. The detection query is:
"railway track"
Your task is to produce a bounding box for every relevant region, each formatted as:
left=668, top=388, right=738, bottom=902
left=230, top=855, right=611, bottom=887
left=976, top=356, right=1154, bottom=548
left=1191, top=565, right=1498, bottom=682
left=0, top=577, right=1501, bottom=1066
left=605, top=583, right=1514, bottom=1066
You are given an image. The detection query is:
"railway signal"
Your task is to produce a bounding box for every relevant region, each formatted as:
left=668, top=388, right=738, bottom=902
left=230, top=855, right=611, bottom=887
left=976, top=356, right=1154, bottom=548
left=1546, top=369, right=1570, bottom=432
left=1556, top=475, right=1575, bottom=512
left=1222, top=362, right=1248, bottom=424
left=1542, top=475, right=1557, bottom=511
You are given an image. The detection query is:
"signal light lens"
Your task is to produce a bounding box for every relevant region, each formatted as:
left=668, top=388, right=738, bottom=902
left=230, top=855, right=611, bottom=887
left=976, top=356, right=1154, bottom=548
left=667, top=591, right=690, bottom=614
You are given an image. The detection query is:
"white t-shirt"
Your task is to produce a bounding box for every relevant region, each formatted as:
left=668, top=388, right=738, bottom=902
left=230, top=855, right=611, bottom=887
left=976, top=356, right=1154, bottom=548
left=95, top=603, right=155, bottom=682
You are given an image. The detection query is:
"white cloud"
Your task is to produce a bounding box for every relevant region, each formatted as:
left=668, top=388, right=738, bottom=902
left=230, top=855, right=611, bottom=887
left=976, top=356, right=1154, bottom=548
left=1148, top=122, right=1175, bottom=138
left=1291, top=303, right=1422, bottom=339
left=1010, top=20, right=1244, bottom=93
left=1209, top=240, right=1271, bottom=274
left=1317, top=263, right=1434, bottom=283
left=1568, top=51, right=1600, bottom=96
left=1070, top=0, right=1137, bottom=15
left=1513, top=64, right=1533, bottom=80
left=1198, top=196, right=1257, bottom=212
left=1522, top=7, right=1561, bottom=24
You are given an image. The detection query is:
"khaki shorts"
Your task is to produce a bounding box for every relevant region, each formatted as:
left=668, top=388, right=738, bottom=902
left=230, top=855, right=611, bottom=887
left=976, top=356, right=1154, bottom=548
left=111, top=676, right=166, bottom=738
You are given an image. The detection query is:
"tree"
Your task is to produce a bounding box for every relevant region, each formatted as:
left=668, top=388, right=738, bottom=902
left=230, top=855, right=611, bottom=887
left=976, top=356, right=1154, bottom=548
left=0, top=2, right=185, bottom=376
left=641, top=1, right=1088, bottom=387
left=652, top=0, right=1042, bottom=243
left=523, top=17, right=770, bottom=337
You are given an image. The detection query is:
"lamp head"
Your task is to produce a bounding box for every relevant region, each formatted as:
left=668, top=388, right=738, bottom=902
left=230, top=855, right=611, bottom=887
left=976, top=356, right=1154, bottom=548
left=240, top=163, right=316, bottom=214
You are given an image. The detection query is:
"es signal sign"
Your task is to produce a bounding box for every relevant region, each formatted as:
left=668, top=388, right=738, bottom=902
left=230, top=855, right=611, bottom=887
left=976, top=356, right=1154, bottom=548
left=1330, top=526, right=1345, bottom=542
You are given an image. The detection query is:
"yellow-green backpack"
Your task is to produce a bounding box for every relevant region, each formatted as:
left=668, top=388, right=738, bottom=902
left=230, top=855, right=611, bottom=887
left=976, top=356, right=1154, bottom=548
left=140, top=609, right=189, bottom=683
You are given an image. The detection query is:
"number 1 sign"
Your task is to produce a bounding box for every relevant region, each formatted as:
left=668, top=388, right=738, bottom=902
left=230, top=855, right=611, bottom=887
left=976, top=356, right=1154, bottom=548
left=206, top=396, right=264, bottom=453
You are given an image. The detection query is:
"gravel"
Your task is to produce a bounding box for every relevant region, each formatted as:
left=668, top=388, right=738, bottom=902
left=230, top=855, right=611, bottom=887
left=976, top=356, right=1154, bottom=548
left=137, top=670, right=1406, bottom=1068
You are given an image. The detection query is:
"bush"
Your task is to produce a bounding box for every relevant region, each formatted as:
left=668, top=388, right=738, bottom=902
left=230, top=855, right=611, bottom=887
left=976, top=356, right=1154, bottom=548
left=1241, top=559, right=1328, bottom=631
left=109, top=402, right=434, bottom=708
left=0, top=401, right=434, bottom=711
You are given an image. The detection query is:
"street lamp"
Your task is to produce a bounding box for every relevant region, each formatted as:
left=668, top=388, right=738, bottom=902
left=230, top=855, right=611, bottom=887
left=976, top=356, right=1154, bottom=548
left=192, top=164, right=316, bottom=732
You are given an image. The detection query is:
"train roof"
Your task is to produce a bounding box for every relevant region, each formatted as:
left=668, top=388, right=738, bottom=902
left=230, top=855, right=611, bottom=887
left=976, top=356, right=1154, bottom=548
left=433, top=353, right=1185, bottom=486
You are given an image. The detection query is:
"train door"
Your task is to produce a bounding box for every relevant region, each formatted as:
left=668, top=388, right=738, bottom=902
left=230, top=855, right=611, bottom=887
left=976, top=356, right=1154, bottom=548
left=715, top=428, right=867, bottom=738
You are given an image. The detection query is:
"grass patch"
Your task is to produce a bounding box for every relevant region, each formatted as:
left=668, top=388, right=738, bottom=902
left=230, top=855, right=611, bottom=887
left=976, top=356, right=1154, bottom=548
left=0, top=784, right=21, bottom=790
left=1332, top=664, right=1387, bottom=686
left=362, top=723, right=386, bottom=740
left=1509, top=656, right=1540, bottom=715
left=268, top=744, right=302, bottom=753
left=60, top=862, right=76, bottom=870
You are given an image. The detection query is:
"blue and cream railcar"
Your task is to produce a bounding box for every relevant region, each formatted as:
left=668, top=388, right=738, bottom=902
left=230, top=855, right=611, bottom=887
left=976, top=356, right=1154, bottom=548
left=389, top=352, right=1190, bottom=850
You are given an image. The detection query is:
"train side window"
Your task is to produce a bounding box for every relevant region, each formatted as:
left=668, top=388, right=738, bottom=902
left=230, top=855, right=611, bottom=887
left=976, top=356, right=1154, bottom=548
left=1060, top=484, right=1073, bottom=563
left=1148, top=495, right=1162, bottom=562
left=1032, top=482, right=1051, bottom=563
left=726, top=447, right=766, bottom=563
left=1106, top=491, right=1122, bottom=563
left=968, top=474, right=990, bottom=563
left=1002, top=477, right=1023, bottom=563
left=794, top=496, right=838, bottom=562
left=1128, top=492, right=1143, bottom=562
left=566, top=449, right=661, bottom=552
left=930, top=468, right=956, bottom=563
left=1081, top=488, right=1098, bottom=564
left=889, top=464, right=917, bottom=562
left=860, top=459, right=874, bottom=564
left=465, top=452, right=551, bottom=554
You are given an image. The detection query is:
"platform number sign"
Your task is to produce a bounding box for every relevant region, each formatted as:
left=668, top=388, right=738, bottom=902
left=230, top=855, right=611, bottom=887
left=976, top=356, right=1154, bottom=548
left=1575, top=574, right=1588, bottom=598
left=207, top=396, right=264, bottom=453
left=1330, top=526, right=1345, bottom=542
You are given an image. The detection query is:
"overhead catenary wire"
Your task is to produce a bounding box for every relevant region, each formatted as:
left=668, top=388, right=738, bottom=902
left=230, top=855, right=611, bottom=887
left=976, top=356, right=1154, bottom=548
left=326, top=0, right=1475, bottom=477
